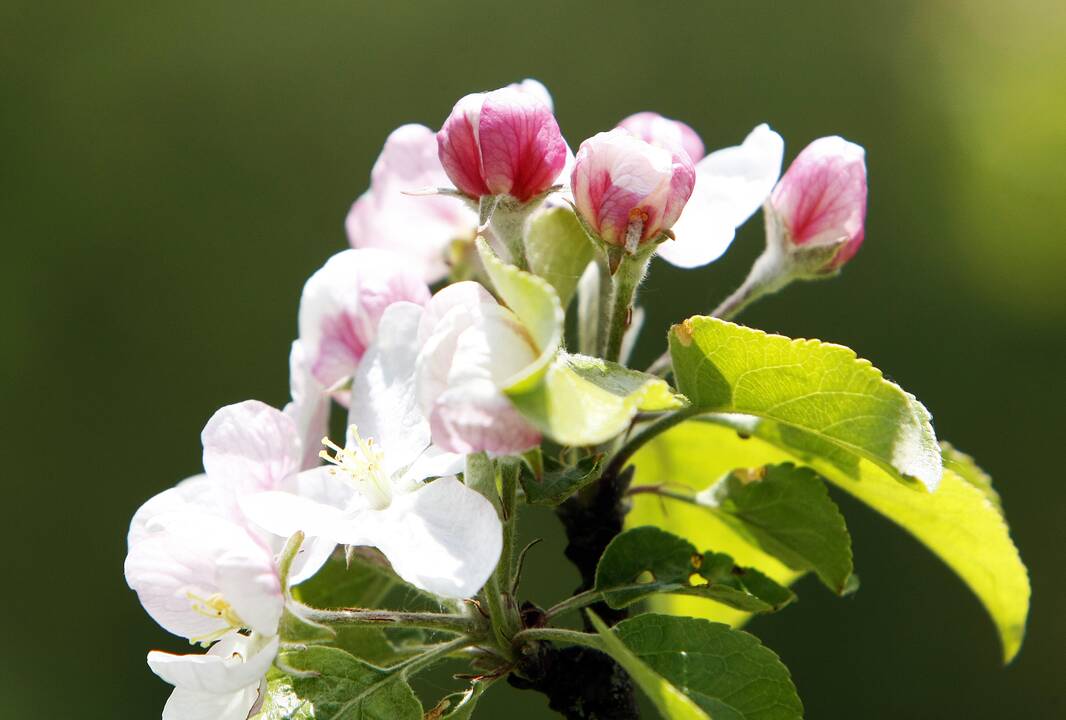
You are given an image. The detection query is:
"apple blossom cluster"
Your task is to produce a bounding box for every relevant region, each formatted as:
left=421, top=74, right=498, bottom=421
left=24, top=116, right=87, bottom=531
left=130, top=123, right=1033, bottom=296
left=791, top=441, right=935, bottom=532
left=125, top=78, right=874, bottom=719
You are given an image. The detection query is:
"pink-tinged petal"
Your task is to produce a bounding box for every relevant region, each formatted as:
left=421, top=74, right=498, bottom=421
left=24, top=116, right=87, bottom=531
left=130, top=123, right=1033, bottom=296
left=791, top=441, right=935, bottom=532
left=770, top=135, right=867, bottom=268
left=347, top=124, right=477, bottom=283
left=332, top=476, right=503, bottom=598
left=429, top=378, right=541, bottom=455
left=416, top=286, right=540, bottom=455
left=478, top=88, right=567, bottom=201
left=128, top=475, right=226, bottom=546
left=571, top=130, right=694, bottom=246
left=284, top=341, right=331, bottom=471
left=661, top=124, right=784, bottom=268
left=298, top=248, right=430, bottom=393
left=125, top=512, right=281, bottom=640
left=510, top=78, right=554, bottom=110
left=618, top=111, right=706, bottom=163
left=438, top=93, right=491, bottom=199
left=202, top=400, right=302, bottom=494
left=149, top=633, right=278, bottom=695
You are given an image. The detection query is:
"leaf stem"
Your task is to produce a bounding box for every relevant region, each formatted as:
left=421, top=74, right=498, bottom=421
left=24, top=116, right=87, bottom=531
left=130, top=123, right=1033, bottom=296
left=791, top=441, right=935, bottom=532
left=291, top=603, right=484, bottom=636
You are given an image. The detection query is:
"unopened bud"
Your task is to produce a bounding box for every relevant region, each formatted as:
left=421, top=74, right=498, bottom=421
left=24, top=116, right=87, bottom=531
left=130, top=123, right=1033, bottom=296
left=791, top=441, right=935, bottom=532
left=570, top=129, right=695, bottom=252
left=437, top=83, right=568, bottom=203
left=768, top=136, right=867, bottom=274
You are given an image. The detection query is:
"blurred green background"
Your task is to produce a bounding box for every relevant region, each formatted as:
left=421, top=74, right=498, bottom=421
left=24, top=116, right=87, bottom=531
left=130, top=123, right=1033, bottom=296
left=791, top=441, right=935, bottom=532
left=3, top=0, right=1063, bottom=717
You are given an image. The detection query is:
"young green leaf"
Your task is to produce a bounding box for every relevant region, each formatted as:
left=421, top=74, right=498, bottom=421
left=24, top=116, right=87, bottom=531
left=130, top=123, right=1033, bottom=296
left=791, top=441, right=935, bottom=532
left=282, top=646, right=422, bottom=720
left=519, top=454, right=603, bottom=506
left=594, top=526, right=795, bottom=612
left=587, top=612, right=710, bottom=720
left=525, top=206, right=595, bottom=307
left=635, top=418, right=1030, bottom=663
left=699, top=464, right=854, bottom=593
left=669, top=317, right=942, bottom=490
left=603, top=613, right=804, bottom=719
left=508, top=352, right=685, bottom=446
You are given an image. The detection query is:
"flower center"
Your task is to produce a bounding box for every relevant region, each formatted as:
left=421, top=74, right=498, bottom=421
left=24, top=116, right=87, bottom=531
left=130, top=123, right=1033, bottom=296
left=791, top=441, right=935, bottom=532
left=320, top=426, right=393, bottom=509
left=186, top=591, right=245, bottom=645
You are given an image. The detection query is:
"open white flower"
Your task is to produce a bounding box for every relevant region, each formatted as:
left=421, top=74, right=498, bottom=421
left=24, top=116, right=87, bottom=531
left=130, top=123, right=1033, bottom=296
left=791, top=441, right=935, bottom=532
left=125, top=400, right=337, bottom=643
left=243, top=302, right=503, bottom=599
left=148, top=631, right=279, bottom=720
left=125, top=510, right=284, bottom=643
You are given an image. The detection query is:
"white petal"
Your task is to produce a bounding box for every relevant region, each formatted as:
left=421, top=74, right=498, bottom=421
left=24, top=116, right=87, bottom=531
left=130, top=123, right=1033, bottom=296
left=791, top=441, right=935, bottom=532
left=161, top=685, right=262, bottom=720
left=128, top=475, right=226, bottom=546
left=217, top=552, right=284, bottom=636
left=149, top=634, right=279, bottom=694
left=661, top=124, right=784, bottom=268
left=201, top=400, right=302, bottom=494
left=399, top=445, right=466, bottom=487
left=284, top=340, right=332, bottom=471
left=348, top=302, right=432, bottom=476
left=288, top=534, right=337, bottom=586
left=240, top=490, right=347, bottom=542
left=333, top=477, right=502, bottom=598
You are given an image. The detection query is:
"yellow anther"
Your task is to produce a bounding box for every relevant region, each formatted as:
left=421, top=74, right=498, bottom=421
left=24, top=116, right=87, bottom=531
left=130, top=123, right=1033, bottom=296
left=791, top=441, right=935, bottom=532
left=319, top=425, right=393, bottom=508
left=186, top=591, right=246, bottom=645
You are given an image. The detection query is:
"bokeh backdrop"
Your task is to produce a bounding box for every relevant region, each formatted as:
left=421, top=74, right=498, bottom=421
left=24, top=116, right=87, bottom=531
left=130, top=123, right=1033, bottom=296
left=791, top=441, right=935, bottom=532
left=3, top=1, right=1064, bottom=717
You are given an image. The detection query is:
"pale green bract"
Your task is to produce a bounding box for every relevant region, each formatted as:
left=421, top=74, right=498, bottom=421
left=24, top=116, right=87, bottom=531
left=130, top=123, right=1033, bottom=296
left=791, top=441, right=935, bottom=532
left=478, top=237, right=684, bottom=445
left=669, top=317, right=943, bottom=490
left=525, top=206, right=595, bottom=307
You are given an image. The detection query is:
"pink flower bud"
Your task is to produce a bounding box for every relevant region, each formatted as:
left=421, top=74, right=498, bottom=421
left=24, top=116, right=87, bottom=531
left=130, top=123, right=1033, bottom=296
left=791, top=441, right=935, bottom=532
left=571, top=129, right=696, bottom=250
left=617, top=111, right=705, bottom=164
left=437, top=84, right=568, bottom=203
left=769, top=136, right=867, bottom=270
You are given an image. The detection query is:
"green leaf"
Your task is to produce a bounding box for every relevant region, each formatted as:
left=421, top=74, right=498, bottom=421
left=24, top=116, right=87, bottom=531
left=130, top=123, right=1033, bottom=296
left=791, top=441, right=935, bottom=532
left=508, top=352, right=685, bottom=446
left=594, top=526, right=795, bottom=612
left=638, top=418, right=1031, bottom=663
left=669, top=317, right=942, bottom=489
left=283, top=646, right=422, bottom=720
left=627, top=421, right=804, bottom=628
left=612, top=614, right=803, bottom=719
left=519, top=454, right=602, bottom=506
left=699, top=464, right=854, bottom=593
left=254, top=678, right=315, bottom=719
left=587, top=612, right=710, bottom=720
left=525, top=206, right=595, bottom=307
left=477, top=236, right=562, bottom=393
